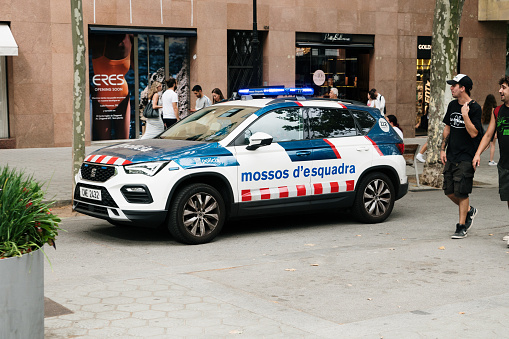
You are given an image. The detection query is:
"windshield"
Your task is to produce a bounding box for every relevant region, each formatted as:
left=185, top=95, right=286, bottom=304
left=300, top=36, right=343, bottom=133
left=158, top=105, right=258, bottom=142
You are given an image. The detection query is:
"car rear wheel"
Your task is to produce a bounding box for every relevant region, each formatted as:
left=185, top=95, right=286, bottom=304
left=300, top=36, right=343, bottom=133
left=352, top=172, right=395, bottom=223
left=168, top=183, right=225, bottom=244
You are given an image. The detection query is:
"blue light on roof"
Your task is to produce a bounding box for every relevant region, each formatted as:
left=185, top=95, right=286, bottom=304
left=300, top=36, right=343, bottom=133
left=238, top=87, right=314, bottom=96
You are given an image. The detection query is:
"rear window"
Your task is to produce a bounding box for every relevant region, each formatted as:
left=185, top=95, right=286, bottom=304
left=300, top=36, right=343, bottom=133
left=350, top=110, right=376, bottom=135
left=308, top=107, right=358, bottom=138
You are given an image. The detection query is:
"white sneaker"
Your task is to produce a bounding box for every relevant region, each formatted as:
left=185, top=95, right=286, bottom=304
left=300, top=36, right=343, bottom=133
left=489, top=161, right=497, bottom=166
left=416, top=153, right=425, bottom=163
left=503, top=235, right=509, bottom=241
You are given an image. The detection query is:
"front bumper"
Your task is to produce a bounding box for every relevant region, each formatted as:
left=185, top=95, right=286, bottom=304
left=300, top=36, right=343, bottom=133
left=73, top=200, right=167, bottom=228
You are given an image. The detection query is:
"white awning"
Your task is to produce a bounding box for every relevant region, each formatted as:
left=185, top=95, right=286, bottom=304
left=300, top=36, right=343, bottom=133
left=0, top=24, right=18, bottom=56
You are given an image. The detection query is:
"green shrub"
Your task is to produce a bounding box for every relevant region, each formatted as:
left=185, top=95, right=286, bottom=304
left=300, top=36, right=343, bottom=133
left=0, top=166, right=61, bottom=258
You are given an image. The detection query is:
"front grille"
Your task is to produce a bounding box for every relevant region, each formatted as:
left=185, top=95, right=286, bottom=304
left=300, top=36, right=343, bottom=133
left=81, top=163, right=116, bottom=182
left=74, top=183, right=118, bottom=208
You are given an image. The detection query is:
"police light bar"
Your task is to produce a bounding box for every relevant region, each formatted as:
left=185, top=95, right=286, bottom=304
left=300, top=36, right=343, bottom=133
left=238, top=87, right=314, bottom=96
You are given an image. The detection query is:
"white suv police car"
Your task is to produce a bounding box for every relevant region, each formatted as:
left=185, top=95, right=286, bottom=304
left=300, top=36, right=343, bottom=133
left=74, top=88, right=408, bottom=244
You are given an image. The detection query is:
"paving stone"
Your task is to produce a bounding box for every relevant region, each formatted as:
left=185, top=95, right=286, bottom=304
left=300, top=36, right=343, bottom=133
left=87, top=289, right=121, bottom=299
left=148, top=317, right=186, bottom=328
left=139, top=284, right=170, bottom=292
left=43, top=318, right=73, bottom=329
left=73, top=318, right=111, bottom=330
left=125, top=278, right=157, bottom=286
left=152, top=289, right=186, bottom=298
left=121, top=289, right=153, bottom=298
left=65, top=295, right=101, bottom=306
left=127, top=325, right=166, bottom=336
left=135, top=296, right=169, bottom=305
left=168, top=324, right=205, bottom=337
left=117, top=303, right=151, bottom=312
left=105, top=282, right=139, bottom=292
left=101, top=295, right=135, bottom=305
left=81, top=303, right=117, bottom=313
left=132, top=309, right=167, bottom=320
left=185, top=302, right=221, bottom=312
left=86, top=326, right=126, bottom=337
left=110, top=317, right=148, bottom=328
left=44, top=326, right=88, bottom=338
left=150, top=302, right=185, bottom=312
left=185, top=316, right=222, bottom=328
left=56, top=311, right=95, bottom=321
left=165, top=309, right=203, bottom=320
left=167, top=295, right=203, bottom=304
left=95, top=310, right=131, bottom=321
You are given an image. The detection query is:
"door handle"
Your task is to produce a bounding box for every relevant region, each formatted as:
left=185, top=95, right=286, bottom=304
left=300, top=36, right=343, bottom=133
left=296, top=151, right=311, bottom=156
left=356, top=147, right=369, bottom=151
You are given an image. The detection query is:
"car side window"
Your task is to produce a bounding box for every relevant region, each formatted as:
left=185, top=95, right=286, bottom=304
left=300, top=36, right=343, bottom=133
left=350, top=110, right=376, bottom=135
left=237, top=107, right=304, bottom=145
left=308, top=107, right=358, bottom=139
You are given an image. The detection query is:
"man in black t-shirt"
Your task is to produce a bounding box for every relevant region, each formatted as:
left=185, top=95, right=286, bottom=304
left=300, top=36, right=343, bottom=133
left=440, top=74, right=483, bottom=239
left=473, top=76, right=509, bottom=246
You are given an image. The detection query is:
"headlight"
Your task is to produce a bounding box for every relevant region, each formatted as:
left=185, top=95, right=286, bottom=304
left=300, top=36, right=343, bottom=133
left=124, top=161, right=168, bottom=176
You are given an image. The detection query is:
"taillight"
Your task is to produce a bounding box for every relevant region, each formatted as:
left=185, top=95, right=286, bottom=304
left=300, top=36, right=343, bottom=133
left=396, top=143, right=404, bottom=155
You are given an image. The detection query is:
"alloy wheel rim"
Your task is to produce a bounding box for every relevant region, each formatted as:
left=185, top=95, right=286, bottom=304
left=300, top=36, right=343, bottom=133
left=182, top=192, right=219, bottom=237
left=363, top=179, right=391, bottom=217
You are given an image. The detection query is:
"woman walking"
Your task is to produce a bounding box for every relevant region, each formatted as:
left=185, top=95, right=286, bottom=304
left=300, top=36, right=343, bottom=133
left=141, top=81, right=164, bottom=139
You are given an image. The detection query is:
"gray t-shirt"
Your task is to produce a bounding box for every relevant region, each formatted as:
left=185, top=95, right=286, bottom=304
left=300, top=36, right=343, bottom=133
left=196, top=95, right=211, bottom=111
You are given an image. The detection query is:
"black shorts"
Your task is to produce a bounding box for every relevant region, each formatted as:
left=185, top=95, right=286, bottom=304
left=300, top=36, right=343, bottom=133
left=443, top=161, right=475, bottom=198
left=498, top=165, right=509, bottom=201
left=163, top=118, right=177, bottom=129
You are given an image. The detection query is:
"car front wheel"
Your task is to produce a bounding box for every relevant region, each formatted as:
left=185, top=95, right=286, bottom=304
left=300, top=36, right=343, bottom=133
left=168, top=183, right=225, bottom=244
left=352, top=172, right=395, bottom=223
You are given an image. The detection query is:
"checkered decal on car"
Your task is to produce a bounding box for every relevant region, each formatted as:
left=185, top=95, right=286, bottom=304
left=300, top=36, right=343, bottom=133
left=84, top=155, right=133, bottom=166
left=241, top=180, right=355, bottom=202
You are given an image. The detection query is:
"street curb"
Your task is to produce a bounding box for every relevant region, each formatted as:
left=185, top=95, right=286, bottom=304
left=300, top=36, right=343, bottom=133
left=45, top=200, right=73, bottom=208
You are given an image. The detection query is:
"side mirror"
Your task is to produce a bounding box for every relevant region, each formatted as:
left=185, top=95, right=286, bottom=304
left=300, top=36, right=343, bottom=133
left=246, top=132, right=273, bottom=150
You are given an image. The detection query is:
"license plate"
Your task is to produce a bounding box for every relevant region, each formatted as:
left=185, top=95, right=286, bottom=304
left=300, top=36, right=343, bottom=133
left=80, top=187, right=102, bottom=201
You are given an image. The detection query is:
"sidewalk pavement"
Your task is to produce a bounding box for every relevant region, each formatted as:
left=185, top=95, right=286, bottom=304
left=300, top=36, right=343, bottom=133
left=0, top=136, right=500, bottom=206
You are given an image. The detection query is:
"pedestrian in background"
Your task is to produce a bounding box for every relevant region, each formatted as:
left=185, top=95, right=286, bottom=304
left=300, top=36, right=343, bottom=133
left=191, top=85, right=211, bottom=113
left=212, top=88, right=225, bottom=104
left=370, top=88, right=385, bottom=116
left=141, top=81, right=164, bottom=139
left=481, top=93, right=498, bottom=166
left=440, top=74, right=482, bottom=239
left=367, top=90, right=380, bottom=111
left=162, top=77, right=179, bottom=129
left=386, top=114, right=403, bottom=139
left=473, top=76, right=509, bottom=246
left=329, top=87, right=338, bottom=99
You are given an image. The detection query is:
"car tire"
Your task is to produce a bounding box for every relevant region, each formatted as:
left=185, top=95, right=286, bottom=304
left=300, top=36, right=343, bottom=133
left=352, top=172, right=395, bottom=223
left=168, top=183, right=226, bottom=244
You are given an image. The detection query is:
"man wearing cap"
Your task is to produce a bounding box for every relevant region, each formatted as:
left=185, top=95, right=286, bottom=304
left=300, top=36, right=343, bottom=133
left=440, top=74, right=483, bottom=239
left=473, top=76, right=509, bottom=246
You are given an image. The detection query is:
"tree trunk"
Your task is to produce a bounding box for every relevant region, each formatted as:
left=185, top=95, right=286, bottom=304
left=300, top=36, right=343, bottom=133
left=421, top=0, right=465, bottom=187
left=71, top=0, right=86, bottom=194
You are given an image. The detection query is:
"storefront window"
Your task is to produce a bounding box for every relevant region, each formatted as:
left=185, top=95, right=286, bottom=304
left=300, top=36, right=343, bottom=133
left=416, top=36, right=432, bottom=136
left=295, top=47, right=368, bottom=102
left=89, top=31, right=189, bottom=141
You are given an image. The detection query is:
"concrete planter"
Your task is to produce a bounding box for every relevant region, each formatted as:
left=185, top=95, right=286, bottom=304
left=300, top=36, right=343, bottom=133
left=0, top=249, right=44, bottom=339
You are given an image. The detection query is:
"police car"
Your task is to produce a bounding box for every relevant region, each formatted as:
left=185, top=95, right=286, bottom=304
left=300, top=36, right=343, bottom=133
left=74, top=87, right=408, bottom=244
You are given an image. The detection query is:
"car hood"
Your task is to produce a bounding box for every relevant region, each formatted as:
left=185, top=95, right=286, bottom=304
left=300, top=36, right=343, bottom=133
left=86, top=139, right=238, bottom=168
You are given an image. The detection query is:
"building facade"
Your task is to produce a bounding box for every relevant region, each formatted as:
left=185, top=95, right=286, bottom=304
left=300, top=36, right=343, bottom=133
left=0, top=0, right=506, bottom=148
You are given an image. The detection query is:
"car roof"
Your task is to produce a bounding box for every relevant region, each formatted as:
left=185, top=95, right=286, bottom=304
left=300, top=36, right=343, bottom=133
left=214, top=97, right=369, bottom=109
